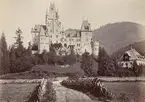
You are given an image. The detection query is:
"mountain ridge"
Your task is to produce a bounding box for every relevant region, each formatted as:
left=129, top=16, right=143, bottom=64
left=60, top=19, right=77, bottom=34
left=93, top=22, right=145, bottom=54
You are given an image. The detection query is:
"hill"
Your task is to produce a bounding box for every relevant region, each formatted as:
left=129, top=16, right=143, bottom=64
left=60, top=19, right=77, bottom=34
left=93, top=22, right=145, bottom=54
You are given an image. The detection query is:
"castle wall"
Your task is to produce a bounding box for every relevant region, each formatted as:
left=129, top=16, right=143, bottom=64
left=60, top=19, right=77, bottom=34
left=31, top=3, right=99, bottom=56
left=39, top=27, right=50, bottom=53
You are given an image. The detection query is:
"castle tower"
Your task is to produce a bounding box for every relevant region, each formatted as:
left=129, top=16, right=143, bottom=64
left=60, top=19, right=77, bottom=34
left=80, top=20, right=93, bottom=55
left=45, top=3, right=61, bottom=44
left=92, top=40, right=99, bottom=56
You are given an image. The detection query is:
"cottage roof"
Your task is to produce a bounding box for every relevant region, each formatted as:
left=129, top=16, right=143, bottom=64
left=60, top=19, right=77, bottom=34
left=120, top=48, right=145, bottom=61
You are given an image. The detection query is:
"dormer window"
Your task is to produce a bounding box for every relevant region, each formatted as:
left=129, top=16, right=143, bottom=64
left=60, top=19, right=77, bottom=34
left=123, top=53, right=130, bottom=61
left=84, top=26, right=89, bottom=30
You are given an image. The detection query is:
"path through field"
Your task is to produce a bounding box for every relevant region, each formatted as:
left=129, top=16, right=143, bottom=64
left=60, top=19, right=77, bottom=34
left=52, top=80, right=98, bottom=102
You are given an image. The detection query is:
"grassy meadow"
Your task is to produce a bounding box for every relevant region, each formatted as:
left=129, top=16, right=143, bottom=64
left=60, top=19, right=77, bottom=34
left=104, top=82, right=145, bottom=102
left=0, top=83, right=39, bottom=102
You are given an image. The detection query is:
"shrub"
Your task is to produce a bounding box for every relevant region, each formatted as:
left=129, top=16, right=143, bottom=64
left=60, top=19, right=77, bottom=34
left=61, top=78, right=113, bottom=100
left=39, top=80, right=56, bottom=102
left=81, top=52, right=94, bottom=76
left=10, top=56, right=34, bottom=73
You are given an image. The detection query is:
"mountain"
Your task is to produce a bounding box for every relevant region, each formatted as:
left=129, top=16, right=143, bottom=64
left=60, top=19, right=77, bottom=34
left=93, top=22, right=145, bottom=54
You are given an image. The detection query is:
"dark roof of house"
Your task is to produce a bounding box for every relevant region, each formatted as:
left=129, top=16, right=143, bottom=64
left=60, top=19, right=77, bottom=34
left=41, top=25, right=47, bottom=31
left=120, top=48, right=145, bottom=61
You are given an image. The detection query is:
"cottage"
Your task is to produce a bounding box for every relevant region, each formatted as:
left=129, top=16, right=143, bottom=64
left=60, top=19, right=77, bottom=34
left=118, top=47, right=145, bottom=68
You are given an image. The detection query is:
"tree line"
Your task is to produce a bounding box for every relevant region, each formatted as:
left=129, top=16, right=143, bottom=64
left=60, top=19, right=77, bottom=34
left=0, top=28, right=78, bottom=75
left=0, top=28, right=144, bottom=77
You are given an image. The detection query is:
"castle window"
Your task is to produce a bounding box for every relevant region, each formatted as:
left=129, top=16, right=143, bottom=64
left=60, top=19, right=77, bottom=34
left=85, top=26, right=89, bottom=30
left=86, top=38, right=89, bottom=41
left=76, top=39, right=80, bottom=42
left=77, top=44, right=80, bottom=47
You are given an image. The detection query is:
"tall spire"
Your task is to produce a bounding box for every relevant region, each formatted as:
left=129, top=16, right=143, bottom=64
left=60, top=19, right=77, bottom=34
left=50, top=2, right=56, bottom=11
left=46, top=8, right=48, bottom=15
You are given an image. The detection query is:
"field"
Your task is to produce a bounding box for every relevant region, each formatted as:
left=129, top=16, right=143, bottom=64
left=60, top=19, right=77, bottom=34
left=32, top=64, right=83, bottom=74
left=104, top=82, right=145, bottom=102
left=0, top=83, right=39, bottom=102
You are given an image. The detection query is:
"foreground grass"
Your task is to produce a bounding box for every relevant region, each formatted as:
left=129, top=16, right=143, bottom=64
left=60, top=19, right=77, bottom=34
left=104, top=82, right=145, bottom=102
left=0, top=83, right=39, bottom=102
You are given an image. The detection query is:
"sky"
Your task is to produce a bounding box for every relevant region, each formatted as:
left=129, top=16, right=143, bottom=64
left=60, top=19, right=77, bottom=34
left=0, top=0, right=145, bottom=47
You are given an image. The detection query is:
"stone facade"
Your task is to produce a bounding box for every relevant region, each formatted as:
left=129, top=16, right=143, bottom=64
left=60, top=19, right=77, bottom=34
left=31, top=3, right=99, bottom=56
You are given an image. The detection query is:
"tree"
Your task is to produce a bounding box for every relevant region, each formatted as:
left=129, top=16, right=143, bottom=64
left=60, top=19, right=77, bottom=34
left=0, top=39, right=2, bottom=74
left=14, top=28, right=26, bottom=58
left=41, top=50, right=48, bottom=64
left=47, top=51, right=57, bottom=65
left=97, top=47, right=115, bottom=76
left=26, top=42, right=32, bottom=56
left=9, top=45, right=16, bottom=72
left=81, top=52, right=94, bottom=76
left=0, top=33, right=10, bottom=74
left=62, top=48, right=77, bottom=65
left=132, top=60, right=144, bottom=77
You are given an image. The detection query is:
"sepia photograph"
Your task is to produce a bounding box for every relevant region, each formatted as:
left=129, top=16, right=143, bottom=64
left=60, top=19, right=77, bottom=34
left=0, top=0, right=145, bottom=102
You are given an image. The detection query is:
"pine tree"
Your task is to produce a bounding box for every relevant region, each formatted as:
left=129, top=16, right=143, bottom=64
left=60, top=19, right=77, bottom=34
left=26, top=42, right=32, bottom=56
left=0, top=33, right=10, bottom=74
left=98, top=47, right=115, bottom=76
left=41, top=50, right=48, bottom=64
left=81, top=52, right=94, bottom=76
left=9, top=45, right=16, bottom=72
left=14, top=28, right=26, bottom=58
left=0, top=39, right=2, bottom=74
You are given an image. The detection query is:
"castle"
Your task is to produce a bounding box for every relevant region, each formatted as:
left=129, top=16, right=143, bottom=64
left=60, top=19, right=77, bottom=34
left=31, top=3, right=99, bottom=56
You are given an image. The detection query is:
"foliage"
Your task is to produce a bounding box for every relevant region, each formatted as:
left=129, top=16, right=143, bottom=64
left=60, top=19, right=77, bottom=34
left=14, top=28, right=26, bottom=58
left=98, top=47, right=115, bottom=76
left=132, top=60, right=144, bottom=77
left=10, top=56, right=34, bottom=73
left=9, top=28, right=35, bottom=73
left=114, top=60, right=145, bottom=77
left=0, top=33, right=10, bottom=74
left=61, top=49, right=77, bottom=65
left=40, top=80, right=56, bottom=102
left=81, top=52, right=94, bottom=76
left=61, top=78, right=113, bottom=100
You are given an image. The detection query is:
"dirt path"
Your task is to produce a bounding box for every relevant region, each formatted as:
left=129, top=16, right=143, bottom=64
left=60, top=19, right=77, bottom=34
left=52, top=80, right=95, bottom=102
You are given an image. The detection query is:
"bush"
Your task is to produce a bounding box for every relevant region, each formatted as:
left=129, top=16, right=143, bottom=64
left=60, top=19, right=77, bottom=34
left=10, top=56, right=34, bottom=73
left=81, top=52, right=94, bottom=76
left=39, top=80, right=56, bottom=102
left=61, top=78, right=113, bottom=100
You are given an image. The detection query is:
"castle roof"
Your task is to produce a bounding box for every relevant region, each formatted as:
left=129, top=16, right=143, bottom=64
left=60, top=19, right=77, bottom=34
left=41, top=25, right=46, bottom=31
left=65, top=28, right=81, bottom=37
left=81, top=20, right=91, bottom=31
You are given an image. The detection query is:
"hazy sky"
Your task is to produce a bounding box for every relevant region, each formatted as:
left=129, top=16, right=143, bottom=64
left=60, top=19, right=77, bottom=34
left=0, top=0, right=145, bottom=46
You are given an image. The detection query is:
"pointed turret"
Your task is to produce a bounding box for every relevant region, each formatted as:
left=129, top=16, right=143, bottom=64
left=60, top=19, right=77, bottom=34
left=81, top=19, right=91, bottom=31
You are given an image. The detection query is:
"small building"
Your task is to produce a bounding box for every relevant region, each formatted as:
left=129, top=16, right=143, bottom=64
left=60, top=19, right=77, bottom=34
left=118, top=47, right=145, bottom=68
